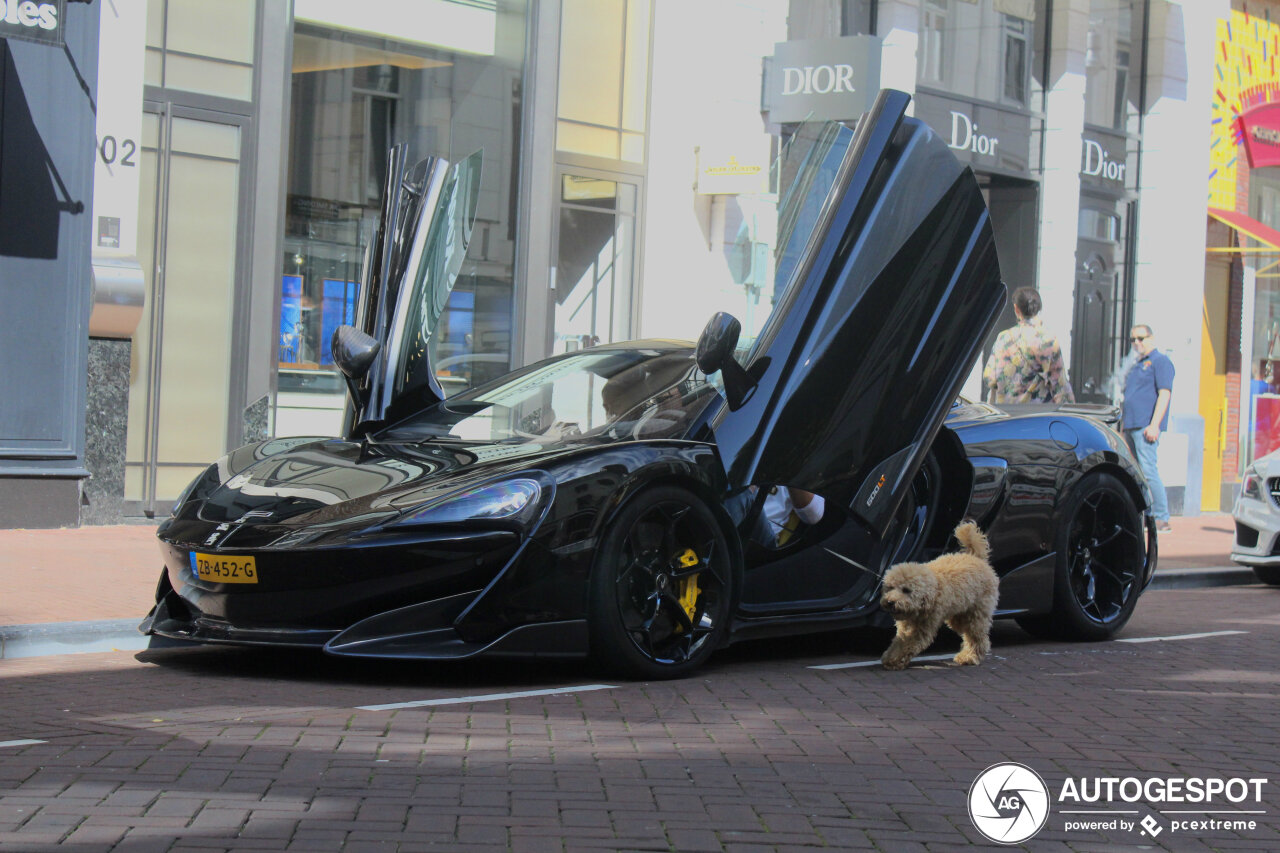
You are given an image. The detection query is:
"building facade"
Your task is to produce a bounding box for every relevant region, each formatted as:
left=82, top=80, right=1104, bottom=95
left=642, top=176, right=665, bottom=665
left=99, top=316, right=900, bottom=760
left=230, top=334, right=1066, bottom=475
left=0, top=0, right=1227, bottom=526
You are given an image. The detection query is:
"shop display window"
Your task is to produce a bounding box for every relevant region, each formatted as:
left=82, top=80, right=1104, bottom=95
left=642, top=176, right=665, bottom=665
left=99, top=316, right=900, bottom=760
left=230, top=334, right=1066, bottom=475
left=1251, top=282, right=1280, bottom=461
left=280, top=8, right=527, bottom=412
left=1245, top=174, right=1280, bottom=463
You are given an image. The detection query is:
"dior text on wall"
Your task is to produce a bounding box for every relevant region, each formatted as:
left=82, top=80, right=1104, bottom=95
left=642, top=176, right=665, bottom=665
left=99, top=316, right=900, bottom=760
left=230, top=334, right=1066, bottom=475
left=949, top=111, right=999, bottom=157
left=913, top=91, right=1035, bottom=179
left=1079, top=131, right=1131, bottom=193
left=762, top=36, right=882, bottom=124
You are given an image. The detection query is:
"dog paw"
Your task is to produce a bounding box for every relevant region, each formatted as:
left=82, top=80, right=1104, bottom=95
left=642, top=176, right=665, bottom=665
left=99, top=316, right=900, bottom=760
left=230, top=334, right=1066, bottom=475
left=952, top=653, right=982, bottom=666
left=881, top=656, right=908, bottom=671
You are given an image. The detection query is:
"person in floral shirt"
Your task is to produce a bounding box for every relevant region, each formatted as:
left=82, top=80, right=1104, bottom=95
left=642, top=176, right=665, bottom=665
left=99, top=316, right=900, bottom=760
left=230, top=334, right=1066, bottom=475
left=982, top=287, right=1075, bottom=404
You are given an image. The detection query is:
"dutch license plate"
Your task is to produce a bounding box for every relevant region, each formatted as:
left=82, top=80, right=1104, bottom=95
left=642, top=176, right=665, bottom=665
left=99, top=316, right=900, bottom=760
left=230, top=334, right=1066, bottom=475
left=191, top=552, right=258, bottom=584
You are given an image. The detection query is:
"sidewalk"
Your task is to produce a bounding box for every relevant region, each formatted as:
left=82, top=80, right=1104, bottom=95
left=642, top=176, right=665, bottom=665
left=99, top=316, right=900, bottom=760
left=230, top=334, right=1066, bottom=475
left=0, top=523, right=162, bottom=626
left=0, top=513, right=1256, bottom=655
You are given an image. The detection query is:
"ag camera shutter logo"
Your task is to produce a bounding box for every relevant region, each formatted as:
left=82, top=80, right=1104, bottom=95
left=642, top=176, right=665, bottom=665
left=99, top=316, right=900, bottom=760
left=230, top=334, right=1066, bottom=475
left=968, top=762, right=1051, bottom=844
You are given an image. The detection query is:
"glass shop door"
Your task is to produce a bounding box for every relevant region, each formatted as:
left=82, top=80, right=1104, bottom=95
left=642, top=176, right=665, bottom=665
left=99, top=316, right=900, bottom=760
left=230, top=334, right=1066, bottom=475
left=126, top=102, right=252, bottom=517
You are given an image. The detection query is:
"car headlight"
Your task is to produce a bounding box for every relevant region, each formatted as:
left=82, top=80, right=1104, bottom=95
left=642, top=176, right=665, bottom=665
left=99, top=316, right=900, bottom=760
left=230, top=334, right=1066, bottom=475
left=1243, top=466, right=1265, bottom=500
left=391, top=477, right=548, bottom=527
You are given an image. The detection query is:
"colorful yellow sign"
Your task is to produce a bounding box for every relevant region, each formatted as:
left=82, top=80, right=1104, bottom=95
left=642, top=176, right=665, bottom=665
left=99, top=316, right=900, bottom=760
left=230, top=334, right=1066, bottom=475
left=1211, top=7, right=1280, bottom=208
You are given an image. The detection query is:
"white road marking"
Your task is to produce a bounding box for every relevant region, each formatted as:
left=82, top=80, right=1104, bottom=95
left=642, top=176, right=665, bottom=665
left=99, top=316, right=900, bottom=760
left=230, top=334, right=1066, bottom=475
left=0, top=739, right=46, bottom=748
left=809, top=653, right=954, bottom=670
left=1118, top=630, right=1248, bottom=643
left=809, top=629, right=1248, bottom=670
left=357, top=684, right=616, bottom=711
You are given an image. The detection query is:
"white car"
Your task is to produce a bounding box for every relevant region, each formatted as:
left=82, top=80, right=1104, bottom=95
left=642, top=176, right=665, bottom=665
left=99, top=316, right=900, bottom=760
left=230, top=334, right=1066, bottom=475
left=1231, top=449, right=1280, bottom=584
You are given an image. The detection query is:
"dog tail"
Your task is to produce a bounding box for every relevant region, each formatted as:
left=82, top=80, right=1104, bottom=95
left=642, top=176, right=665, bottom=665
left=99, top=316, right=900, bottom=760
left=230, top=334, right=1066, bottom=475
left=953, top=520, right=990, bottom=562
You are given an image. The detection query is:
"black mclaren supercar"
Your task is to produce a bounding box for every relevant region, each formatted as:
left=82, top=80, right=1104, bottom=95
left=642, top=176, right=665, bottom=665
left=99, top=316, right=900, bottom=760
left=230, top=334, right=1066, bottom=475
left=141, top=90, right=1156, bottom=678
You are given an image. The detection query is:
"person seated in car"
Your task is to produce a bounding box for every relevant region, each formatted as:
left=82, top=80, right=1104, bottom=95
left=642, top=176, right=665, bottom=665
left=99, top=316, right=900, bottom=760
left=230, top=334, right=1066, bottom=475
left=599, top=360, right=695, bottom=438
left=725, top=484, right=825, bottom=548
left=758, top=486, right=825, bottom=546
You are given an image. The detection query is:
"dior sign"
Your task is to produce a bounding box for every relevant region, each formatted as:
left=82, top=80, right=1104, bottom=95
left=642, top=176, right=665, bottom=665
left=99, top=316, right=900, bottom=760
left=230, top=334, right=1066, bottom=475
left=1082, top=139, right=1125, bottom=182
left=764, top=35, right=881, bottom=124
left=1079, top=132, right=1130, bottom=193
left=781, top=64, right=858, bottom=96
left=949, top=111, right=1000, bottom=157
left=913, top=91, right=1035, bottom=179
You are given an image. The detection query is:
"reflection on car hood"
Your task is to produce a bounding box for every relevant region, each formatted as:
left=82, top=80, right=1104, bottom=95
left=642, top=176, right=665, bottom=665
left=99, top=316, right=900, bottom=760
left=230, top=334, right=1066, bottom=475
left=195, top=437, right=580, bottom=528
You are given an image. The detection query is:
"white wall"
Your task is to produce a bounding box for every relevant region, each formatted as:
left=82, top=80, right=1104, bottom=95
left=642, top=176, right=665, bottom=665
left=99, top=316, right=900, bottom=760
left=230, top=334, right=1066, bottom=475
left=1132, top=0, right=1222, bottom=421
left=638, top=1, right=789, bottom=343
left=876, top=0, right=921, bottom=100
left=1035, top=0, right=1089, bottom=372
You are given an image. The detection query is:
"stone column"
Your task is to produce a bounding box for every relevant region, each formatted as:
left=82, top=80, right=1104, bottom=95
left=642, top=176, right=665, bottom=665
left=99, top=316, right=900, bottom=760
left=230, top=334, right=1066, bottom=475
left=1035, top=0, right=1089, bottom=371
left=1132, top=0, right=1224, bottom=515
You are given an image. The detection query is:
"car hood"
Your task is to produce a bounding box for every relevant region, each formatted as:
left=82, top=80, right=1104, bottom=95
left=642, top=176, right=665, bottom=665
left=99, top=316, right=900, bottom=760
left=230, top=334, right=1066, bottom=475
left=187, top=436, right=580, bottom=531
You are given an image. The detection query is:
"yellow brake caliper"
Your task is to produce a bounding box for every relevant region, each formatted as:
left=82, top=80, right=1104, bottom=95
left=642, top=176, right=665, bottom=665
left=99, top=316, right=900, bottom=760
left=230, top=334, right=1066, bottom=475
left=673, top=548, right=701, bottom=632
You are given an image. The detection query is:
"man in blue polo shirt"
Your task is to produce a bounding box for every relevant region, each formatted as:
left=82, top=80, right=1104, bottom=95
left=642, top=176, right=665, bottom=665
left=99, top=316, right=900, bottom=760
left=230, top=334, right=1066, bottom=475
left=1122, top=324, right=1175, bottom=532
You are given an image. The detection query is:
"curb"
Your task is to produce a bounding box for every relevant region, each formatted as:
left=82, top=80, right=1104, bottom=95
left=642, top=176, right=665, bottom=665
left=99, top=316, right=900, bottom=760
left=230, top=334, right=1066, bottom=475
left=0, top=568, right=1262, bottom=660
left=1149, top=566, right=1260, bottom=590
left=0, top=618, right=148, bottom=660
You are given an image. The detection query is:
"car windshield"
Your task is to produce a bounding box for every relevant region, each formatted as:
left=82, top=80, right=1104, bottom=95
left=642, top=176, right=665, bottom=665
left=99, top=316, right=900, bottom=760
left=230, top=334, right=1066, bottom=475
left=376, top=348, right=715, bottom=445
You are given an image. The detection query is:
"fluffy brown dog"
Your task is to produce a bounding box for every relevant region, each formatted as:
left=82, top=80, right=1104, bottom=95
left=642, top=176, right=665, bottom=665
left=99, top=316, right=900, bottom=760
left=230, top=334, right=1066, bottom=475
left=879, top=521, right=998, bottom=670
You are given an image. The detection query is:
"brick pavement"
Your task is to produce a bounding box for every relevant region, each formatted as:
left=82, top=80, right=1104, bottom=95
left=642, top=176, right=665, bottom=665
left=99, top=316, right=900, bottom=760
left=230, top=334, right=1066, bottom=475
left=0, top=514, right=1244, bottom=628
left=0, top=524, right=161, bottom=626
left=1, top=585, right=1278, bottom=851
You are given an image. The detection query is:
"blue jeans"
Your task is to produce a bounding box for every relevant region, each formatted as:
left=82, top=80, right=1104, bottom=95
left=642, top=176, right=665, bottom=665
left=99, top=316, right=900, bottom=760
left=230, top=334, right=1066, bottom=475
left=1127, top=428, right=1170, bottom=522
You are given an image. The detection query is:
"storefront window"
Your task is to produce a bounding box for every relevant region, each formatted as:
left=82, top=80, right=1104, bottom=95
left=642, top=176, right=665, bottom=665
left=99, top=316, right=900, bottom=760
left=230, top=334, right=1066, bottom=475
left=557, top=0, right=651, bottom=163
left=1084, top=0, right=1144, bottom=133
left=279, top=6, right=527, bottom=434
left=842, top=0, right=875, bottom=35
left=1248, top=172, right=1280, bottom=461
left=916, top=0, right=1043, bottom=112
left=1003, top=17, right=1030, bottom=105
left=145, top=0, right=256, bottom=100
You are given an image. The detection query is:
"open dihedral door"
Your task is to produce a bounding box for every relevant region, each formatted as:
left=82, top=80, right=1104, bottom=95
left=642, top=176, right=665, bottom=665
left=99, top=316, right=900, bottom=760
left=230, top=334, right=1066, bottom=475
left=342, top=148, right=482, bottom=437
left=709, top=89, right=1006, bottom=539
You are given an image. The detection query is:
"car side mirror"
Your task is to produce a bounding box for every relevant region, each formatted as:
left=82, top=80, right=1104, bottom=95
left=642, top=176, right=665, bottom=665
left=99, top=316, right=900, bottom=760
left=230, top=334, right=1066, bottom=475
left=332, top=325, right=381, bottom=381
left=695, top=312, right=756, bottom=410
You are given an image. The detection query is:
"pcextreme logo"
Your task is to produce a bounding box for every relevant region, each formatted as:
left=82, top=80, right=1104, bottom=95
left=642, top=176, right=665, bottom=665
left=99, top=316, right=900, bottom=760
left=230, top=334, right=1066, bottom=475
left=969, top=763, right=1269, bottom=843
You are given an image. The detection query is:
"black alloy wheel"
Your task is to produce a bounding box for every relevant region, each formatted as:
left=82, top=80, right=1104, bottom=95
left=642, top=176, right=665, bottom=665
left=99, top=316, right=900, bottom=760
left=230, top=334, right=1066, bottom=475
left=1018, top=471, right=1145, bottom=641
left=588, top=486, right=736, bottom=679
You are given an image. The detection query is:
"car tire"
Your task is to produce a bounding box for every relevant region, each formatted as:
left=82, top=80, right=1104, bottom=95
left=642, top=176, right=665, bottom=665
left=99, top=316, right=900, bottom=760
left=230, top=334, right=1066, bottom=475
left=1016, top=471, right=1145, bottom=641
left=1253, top=566, right=1280, bottom=585
left=588, top=485, right=737, bottom=679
